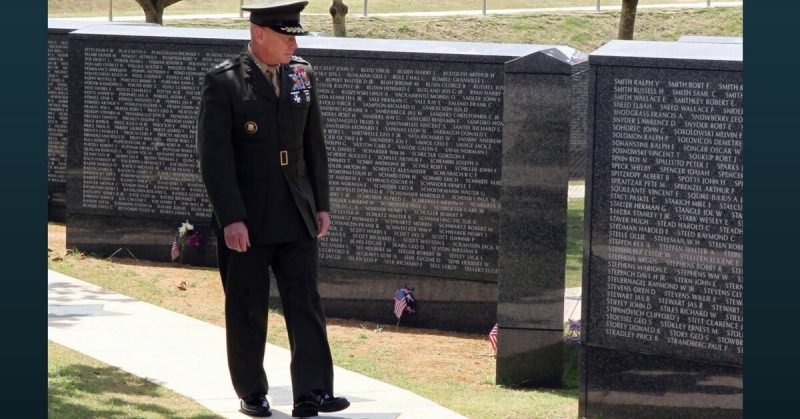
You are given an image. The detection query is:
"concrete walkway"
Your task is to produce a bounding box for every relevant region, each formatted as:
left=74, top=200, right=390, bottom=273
left=48, top=270, right=466, bottom=419
left=51, top=2, right=742, bottom=22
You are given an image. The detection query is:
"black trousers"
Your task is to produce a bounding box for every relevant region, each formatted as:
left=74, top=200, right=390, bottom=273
left=217, top=236, right=334, bottom=401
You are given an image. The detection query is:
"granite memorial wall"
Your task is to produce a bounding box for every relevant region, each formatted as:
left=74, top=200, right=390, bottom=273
left=496, top=50, right=587, bottom=387
left=581, top=40, right=743, bottom=418
left=62, top=25, right=584, bottom=341
left=48, top=21, right=98, bottom=222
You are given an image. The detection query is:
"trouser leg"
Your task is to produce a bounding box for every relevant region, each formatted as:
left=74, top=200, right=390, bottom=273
left=222, top=244, right=272, bottom=399
left=216, top=233, right=229, bottom=293
left=272, top=238, right=334, bottom=399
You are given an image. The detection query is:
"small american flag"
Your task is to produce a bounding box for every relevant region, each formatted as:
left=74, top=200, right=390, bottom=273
left=488, top=323, right=499, bottom=351
left=393, top=286, right=415, bottom=319
left=170, top=237, right=181, bottom=261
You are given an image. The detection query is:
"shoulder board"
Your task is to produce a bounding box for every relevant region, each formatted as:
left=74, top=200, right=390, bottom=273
left=290, top=55, right=309, bottom=65
left=212, top=59, right=237, bottom=73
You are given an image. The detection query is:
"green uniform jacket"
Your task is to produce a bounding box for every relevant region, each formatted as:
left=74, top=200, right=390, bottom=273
left=197, top=50, right=329, bottom=243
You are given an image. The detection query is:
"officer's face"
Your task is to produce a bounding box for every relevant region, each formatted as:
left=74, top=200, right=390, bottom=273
left=251, top=24, right=298, bottom=65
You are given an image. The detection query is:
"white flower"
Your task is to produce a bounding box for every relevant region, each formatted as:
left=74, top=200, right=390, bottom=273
left=178, top=220, right=194, bottom=237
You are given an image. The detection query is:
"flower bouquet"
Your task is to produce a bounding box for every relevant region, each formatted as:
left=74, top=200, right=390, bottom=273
left=170, top=220, right=204, bottom=263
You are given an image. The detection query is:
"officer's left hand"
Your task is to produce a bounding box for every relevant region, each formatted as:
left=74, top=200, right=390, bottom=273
left=317, top=211, right=330, bottom=238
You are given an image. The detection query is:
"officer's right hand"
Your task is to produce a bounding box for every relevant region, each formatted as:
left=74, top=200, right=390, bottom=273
left=224, top=221, right=250, bottom=252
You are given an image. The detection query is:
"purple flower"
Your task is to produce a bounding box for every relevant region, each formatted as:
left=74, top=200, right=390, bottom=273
left=186, top=231, right=204, bottom=248
left=564, top=319, right=581, bottom=345
left=567, top=319, right=581, bottom=332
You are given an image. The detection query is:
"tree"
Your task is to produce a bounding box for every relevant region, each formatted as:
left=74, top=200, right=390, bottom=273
left=329, top=0, right=349, bottom=37
left=135, top=0, right=182, bottom=25
left=618, top=0, right=639, bottom=40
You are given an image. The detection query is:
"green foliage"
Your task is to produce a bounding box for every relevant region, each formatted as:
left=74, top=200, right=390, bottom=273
left=566, top=197, right=585, bottom=288
left=164, top=7, right=742, bottom=52
left=562, top=343, right=581, bottom=389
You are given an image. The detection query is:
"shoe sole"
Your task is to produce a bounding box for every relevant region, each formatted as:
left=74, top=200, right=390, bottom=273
left=291, top=408, right=318, bottom=417
left=239, top=407, right=272, bottom=417
left=292, top=400, right=350, bottom=417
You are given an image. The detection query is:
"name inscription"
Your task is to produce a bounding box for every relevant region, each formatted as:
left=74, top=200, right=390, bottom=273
left=596, top=70, right=743, bottom=361
left=315, top=60, right=504, bottom=279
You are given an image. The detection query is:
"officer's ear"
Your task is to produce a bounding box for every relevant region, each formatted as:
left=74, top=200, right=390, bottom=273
left=250, top=24, right=265, bottom=44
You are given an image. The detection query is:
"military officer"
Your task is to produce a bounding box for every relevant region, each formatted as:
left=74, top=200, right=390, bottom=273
left=196, top=1, right=349, bottom=417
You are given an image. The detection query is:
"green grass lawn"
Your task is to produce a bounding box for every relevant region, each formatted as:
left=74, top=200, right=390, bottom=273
left=165, top=7, right=741, bottom=53
left=566, top=196, right=584, bottom=289
left=47, top=2, right=743, bottom=54
left=48, top=341, right=222, bottom=419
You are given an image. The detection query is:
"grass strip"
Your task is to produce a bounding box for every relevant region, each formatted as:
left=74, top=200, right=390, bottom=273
left=48, top=341, right=222, bottom=419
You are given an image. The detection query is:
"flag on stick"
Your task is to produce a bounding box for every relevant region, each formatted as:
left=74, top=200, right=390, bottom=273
left=170, top=235, right=181, bottom=261
left=488, top=323, right=499, bottom=352
left=393, top=286, right=416, bottom=319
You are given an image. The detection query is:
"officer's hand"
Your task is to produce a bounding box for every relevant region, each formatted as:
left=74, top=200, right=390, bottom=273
left=224, top=221, right=250, bottom=252
left=316, top=211, right=331, bottom=238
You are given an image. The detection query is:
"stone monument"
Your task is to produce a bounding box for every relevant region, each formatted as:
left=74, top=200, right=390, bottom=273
left=496, top=49, right=588, bottom=387
left=48, top=20, right=99, bottom=221
left=581, top=40, right=743, bottom=418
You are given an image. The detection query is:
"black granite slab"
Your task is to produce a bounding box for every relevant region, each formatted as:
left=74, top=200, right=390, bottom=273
left=582, top=40, right=743, bottom=417
left=495, top=49, right=587, bottom=386
left=62, top=24, right=585, bottom=332
left=66, top=26, right=241, bottom=267
left=589, top=40, right=742, bottom=71
left=48, top=21, right=158, bottom=222
left=276, top=267, right=497, bottom=332
left=48, top=21, right=101, bottom=222
left=679, top=36, right=743, bottom=44
left=496, top=328, right=564, bottom=387
left=581, top=345, right=742, bottom=419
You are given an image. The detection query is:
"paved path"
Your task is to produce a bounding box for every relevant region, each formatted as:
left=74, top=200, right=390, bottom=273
left=48, top=270, right=466, bottom=419
left=51, top=2, right=742, bottom=22
left=49, top=269, right=582, bottom=417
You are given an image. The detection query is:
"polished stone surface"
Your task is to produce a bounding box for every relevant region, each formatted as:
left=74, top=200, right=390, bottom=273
left=65, top=27, right=237, bottom=267
left=48, top=24, right=84, bottom=222
left=48, top=21, right=153, bottom=222
left=678, top=35, right=743, bottom=44
left=496, top=50, right=587, bottom=386
left=582, top=40, right=743, bottom=417
left=496, top=328, right=564, bottom=387
left=295, top=267, right=496, bottom=332
left=67, top=214, right=217, bottom=266
left=569, top=68, right=590, bottom=179
left=581, top=346, right=742, bottom=419
left=590, top=40, right=741, bottom=70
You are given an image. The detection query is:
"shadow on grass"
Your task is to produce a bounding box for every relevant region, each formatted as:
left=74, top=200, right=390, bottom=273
left=48, top=364, right=222, bottom=419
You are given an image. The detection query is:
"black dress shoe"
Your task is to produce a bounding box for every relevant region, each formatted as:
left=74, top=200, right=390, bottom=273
left=292, top=390, right=350, bottom=417
left=240, top=395, right=272, bottom=417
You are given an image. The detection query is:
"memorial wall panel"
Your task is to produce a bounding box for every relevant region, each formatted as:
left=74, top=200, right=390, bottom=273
left=590, top=66, right=743, bottom=364
left=48, top=21, right=135, bottom=221
left=581, top=40, right=742, bottom=419
left=66, top=27, right=243, bottom=264
left=48, top=33, right=69, bottom=221
left=73, top=44, right=233, bottom=220
left=313, top=58, right=503, bottom=281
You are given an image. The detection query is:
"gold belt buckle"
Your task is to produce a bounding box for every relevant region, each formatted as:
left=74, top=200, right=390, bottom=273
left=280, top=150, right=289, bottom=166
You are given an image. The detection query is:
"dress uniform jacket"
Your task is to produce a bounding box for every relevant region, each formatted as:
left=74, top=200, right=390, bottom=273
left=197, top=49, right=329, bottom=243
